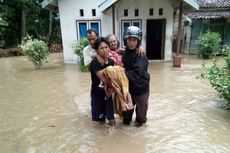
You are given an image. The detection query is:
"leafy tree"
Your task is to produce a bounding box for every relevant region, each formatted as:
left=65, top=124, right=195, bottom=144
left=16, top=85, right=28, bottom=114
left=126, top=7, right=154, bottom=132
left=0, top=0, right=61, bottom=47
left=0, top=0, right=23, bottom=46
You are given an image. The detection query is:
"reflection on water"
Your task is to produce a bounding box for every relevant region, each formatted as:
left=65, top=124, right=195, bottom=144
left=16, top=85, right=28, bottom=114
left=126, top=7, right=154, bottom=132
left=0, top=53, right=230, bottom=153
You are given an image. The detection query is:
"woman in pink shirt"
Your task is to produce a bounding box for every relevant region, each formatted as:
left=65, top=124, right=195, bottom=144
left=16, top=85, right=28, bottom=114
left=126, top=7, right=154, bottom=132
left=106, top=34, right=124, bottom=66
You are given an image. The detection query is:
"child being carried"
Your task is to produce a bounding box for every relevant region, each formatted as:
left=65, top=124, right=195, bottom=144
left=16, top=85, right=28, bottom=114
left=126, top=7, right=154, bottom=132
left=103, top=65, right=133, bottom=116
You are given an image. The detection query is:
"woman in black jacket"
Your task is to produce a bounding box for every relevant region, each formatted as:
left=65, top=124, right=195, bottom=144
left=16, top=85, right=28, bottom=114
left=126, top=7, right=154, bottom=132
left=122, top=26, right=150, bottom=126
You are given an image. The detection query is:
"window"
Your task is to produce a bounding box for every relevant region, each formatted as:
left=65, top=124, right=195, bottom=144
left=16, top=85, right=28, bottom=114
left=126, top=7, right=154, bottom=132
left=135, top=9, right=139, bottom=17
left=79, top=22, right=87, bottom=37
left=149, top=8, right=154, bottom=16
left=121, top=20, right=142, bottom=46
left=133, top=21, right=140, bottom=27
left=90, top=21, right=99, bottom=32
left=80, top=9, right=84, bottom=17
left=124, top=9, right=128, bottom=16
left=92, top=9, right=96, bottom=16
left=159, top=8, right=163, bottom=15
left=76, top=20, right=101, bottom=39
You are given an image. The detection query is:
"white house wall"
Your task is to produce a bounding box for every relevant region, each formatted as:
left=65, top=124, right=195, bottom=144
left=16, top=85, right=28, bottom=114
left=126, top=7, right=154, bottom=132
left=58, top=0, right=174, bottom=63
left=115, top=0, right=174, bottom=60
left=58, top=0, right=113, bottom=63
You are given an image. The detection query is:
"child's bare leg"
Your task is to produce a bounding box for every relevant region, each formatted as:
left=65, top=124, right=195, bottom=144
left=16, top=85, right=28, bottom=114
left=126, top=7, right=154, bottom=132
left=104, top=83, right=114, bottom=98
left=118, top=96, right=128, bottom=111
left=127, top=93, right=133, bottom=110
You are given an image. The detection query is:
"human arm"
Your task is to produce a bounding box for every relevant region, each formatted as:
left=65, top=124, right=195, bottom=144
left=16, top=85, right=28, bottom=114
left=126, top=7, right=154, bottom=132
left=95, top=70, right=114, bottom=98
left=91, top=58, right=115, bottom=97
left=83, top=46, right=96, bottom=67
left=125, top=56, right=148, bottom=83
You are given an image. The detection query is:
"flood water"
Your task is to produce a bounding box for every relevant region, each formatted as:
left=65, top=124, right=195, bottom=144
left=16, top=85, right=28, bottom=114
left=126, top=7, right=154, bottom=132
left=0, top=53, right=230, bottom=153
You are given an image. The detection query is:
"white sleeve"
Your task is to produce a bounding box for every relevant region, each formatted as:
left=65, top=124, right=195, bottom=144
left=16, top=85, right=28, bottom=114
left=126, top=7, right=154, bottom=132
left=83, top=47, right=92, bottom=66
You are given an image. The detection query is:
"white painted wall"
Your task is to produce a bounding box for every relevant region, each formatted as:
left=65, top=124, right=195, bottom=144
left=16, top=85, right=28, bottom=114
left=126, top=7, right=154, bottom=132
left=58, top=0, right=113, bottom=63
left=58, top=0, right=174, bottom=63
left=115, top=0, right=174, bottom=60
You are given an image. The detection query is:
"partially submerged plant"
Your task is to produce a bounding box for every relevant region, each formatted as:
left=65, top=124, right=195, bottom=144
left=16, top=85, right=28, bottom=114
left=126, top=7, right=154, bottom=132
left=200, top=52, right=230, bottom=106
left=73, top=37, right=89, bottom=72
left=21, top=37, right=49, bottom=68
left=219, top=45, right=230, bottom=56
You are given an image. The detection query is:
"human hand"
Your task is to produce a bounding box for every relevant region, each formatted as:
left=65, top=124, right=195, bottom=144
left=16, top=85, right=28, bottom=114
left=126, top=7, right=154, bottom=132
left=116, top=48, right=125, bottom=54
left=119, top=62, right=124, bottom=67
left=136, top=47, right=145, bottom=56
left=92, top=52, right=97, bottom=58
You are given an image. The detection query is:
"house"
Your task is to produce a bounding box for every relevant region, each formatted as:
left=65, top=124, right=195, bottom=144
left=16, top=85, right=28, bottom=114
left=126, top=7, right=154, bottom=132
left=42, top=0, right=199, bottom=63
left=185, top=0, right=230, bottom=54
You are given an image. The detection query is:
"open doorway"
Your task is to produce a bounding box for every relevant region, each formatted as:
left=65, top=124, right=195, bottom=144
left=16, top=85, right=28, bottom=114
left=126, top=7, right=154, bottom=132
left=146, top=19, right=166, bottom=59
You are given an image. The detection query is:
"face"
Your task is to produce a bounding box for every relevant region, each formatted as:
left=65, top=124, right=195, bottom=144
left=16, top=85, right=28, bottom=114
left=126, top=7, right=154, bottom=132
left=108, top=35, right=118, bottom=51
left=87, top=32, right=98, bottom=48
left=126, top=37, right=138, bottom=50
left=97, top=42, right=109, bottom=59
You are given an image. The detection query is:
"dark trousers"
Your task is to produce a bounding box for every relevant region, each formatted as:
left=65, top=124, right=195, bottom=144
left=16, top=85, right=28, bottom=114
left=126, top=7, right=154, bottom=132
left=94, top=94, right=114, bottom=122
left=123, top=91, right=149, bottom=124
left=91, top=94, right=98, bottom=121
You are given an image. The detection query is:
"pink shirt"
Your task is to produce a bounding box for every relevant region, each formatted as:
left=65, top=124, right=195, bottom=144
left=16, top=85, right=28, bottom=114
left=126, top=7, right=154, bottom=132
left=108, top=51, right=122, bottom=65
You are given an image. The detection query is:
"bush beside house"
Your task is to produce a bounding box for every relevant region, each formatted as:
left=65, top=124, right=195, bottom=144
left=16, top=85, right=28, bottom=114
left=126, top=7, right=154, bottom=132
left=196, top=30, right=221, bottom=59
left=73, top=38, right=89, bottom=72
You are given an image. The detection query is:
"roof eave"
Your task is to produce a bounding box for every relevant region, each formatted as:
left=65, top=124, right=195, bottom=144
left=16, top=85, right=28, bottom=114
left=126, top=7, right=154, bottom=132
left=183, top=0, right=199, bottom=10
left=98, top=0, right=119, bottom=12
left=41, top=0, right=58, bottom=12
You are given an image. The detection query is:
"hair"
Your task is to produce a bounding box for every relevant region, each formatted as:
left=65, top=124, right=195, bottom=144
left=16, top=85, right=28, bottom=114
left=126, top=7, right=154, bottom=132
left=93, top=37, right=109, bottom=51
left=106, top=34, right=120, bottom=48
left=86, top=29, right=99, bottom=36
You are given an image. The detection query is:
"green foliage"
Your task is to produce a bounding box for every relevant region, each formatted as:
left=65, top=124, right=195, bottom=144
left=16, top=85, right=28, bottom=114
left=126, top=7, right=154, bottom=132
left=218, top=45, right=230, bottom=56
left=0, top=0, right=61, bottom=47
left=0, top=17, right=8, bottom=26
left=73, top=38, right=89, bottom=72
left=20, top=37, right=49, bottom=68
left=200, top=52, right=230, bottom=105
left=196, top=30, right=221, bottom=59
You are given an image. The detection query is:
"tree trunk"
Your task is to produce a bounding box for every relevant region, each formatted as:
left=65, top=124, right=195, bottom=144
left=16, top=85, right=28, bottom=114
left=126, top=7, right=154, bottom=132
left=48, top=10, right=52, bottom=41
left=21, top=9, right=26, bottom=41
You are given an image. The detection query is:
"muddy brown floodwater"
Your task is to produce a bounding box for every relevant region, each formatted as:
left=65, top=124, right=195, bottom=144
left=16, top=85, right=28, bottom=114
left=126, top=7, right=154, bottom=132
left=0, top=53, right=230, bottom=153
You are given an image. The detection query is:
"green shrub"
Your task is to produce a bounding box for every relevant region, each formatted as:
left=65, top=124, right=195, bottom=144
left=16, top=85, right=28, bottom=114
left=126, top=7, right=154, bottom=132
left=20, top=38, right=49, bottom=68
left=200, top=52, right=230, bottom=105
left=219, top=45, right=230, bottom=56
left=196, top=30, right=221, bottom=59
left=73, top=38, right=89, bottom=72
